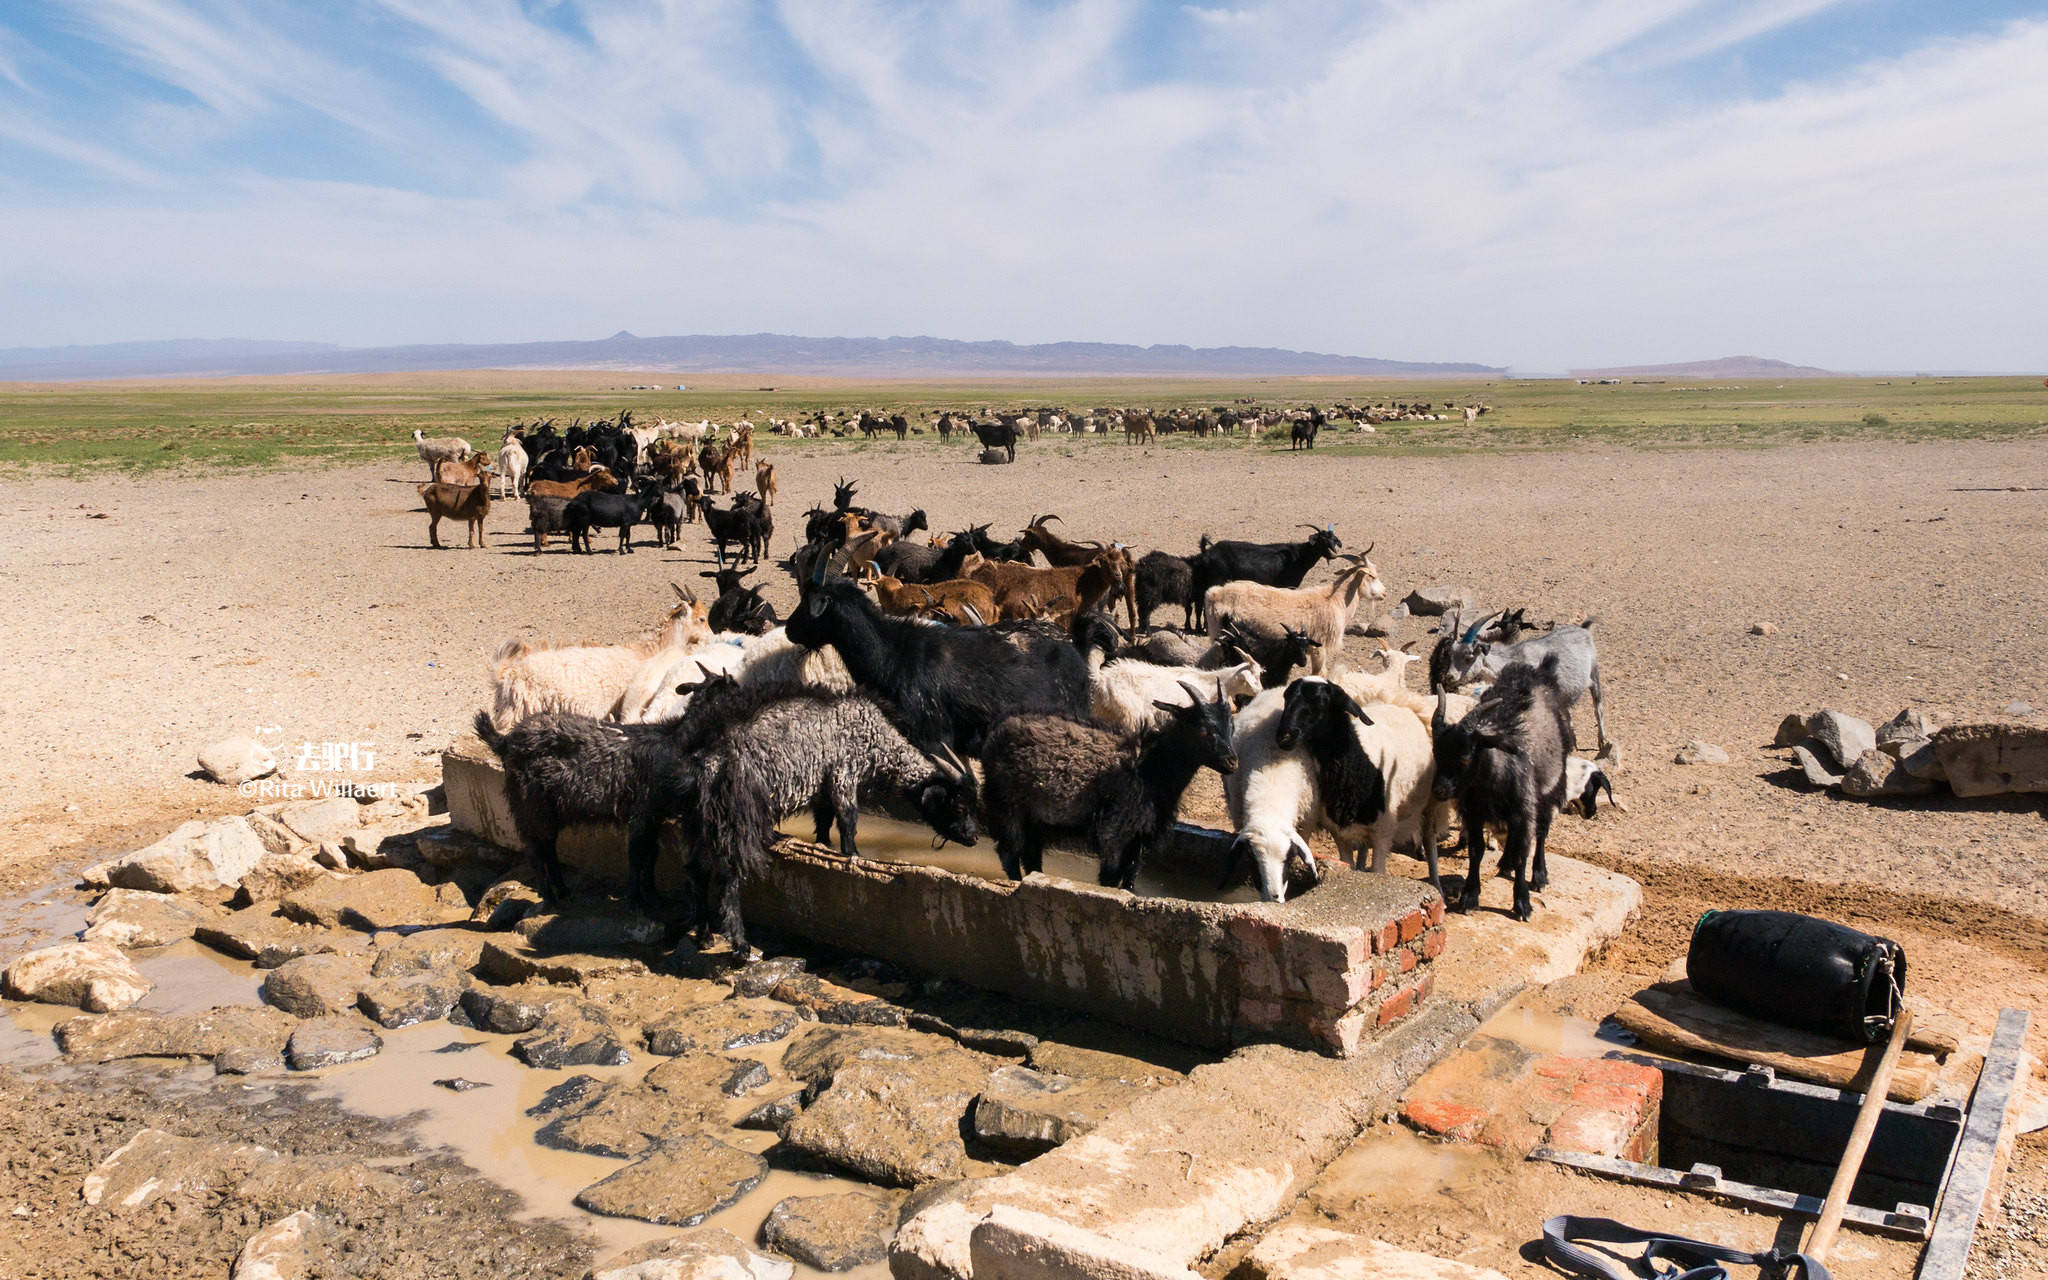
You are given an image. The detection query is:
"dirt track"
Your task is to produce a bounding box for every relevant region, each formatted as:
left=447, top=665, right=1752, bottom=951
left=1, top=434, right=2044, bottom=1275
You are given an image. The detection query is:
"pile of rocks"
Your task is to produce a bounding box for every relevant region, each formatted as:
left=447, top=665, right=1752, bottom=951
left=1775, top=706, right=2048, bottom=800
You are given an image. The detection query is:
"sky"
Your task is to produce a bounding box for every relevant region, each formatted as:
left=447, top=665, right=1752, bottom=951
left=2, top=1, right=2045, bottom=373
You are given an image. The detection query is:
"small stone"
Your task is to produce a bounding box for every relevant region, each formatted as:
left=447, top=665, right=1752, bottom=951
left=285, top=1017, right=382, bottom=1070
left=644, top=1052, right=772, bottom=1101
left=340, top=831, right=424, bottom=873
left=86, top=816, right=268, bottom=895
left=231, top=1209, right=322, bottom=1280
left=1772, top=713, right=1811, bottom=747
left=588, top=1227, right=792, bottom=1280
left=1805, top=711, right=1876, bottom=771
left=1790, top=742, right=1844, bottom=788
left=527, top=1073, right=606, bottom=1118
left=195, top=908, right=371, bottom=969
left=761, top=1193, right=896, bottom=1272
left=276, top=797, right=363, bottom=845
left=260, top=954, right=370, bottom=1019
left=56, top=1005, right=295, bottom=1065
left=1401, top=586, right=1476, bottom=617
left=574, top=1135, right=769, bottom=1226
left=357, top=972, right=465, bottom=1029
left=281, top=868, right=470, bottom=932
left=970, top=1064, right=1148, bottom=1158
left=2005, top=702, right=2034, bottom=718
left=2, top=940, right=153, bottom=1012
left=1841, top=749, right=1940, bottom=799
left=197, top=736, right=278, bottom=786
left=737, top=1092, right=805, bottom=1133
left=462, top=983, right=564, bottom=1034
left=368, top=929, right=488, bottom=979
left=1897, top=739, right=1947, bottom=782
left=516, top=910, right=665, bottom=951
left=471, top=875, right=545, bottom=930
left=432, top=1077, right=489, bottom=1092
left=1748, top=622, right=1779, bottom=636
left=1875, top=709, right=1937, bottom=748
left=645, top=1001, right=799, bottom=1056
left=727, top=956, right=807, bottom=999
left=215, top=1046, right=285, bottom=1075
left=478, top=938, right=649, bottom=986
left=231, top=853, right=330, bottom=909
left=781, top=1048, right=996, bottom=1186
left=1673, top=740, right=1729, bottom=766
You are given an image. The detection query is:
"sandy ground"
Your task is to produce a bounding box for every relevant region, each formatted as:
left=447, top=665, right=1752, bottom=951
left=1, top=434, right=2044, bottom=1274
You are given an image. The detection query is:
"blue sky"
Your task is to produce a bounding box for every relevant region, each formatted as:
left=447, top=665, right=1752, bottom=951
left=2, top=1, right=2044, bottom=372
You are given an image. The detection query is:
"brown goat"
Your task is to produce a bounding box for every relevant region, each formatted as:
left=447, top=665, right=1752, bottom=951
left=971, top=546, right=1136, bottom=634
left=418, top=482, right=490, bottom=548
left=1016, top=513, right=1105, bottom=567
left=754, top=460, right=777, bottom=507
left=434, top=449, right=495, bottom=487
left=527, top=466, right=618, bottom=501
left=699, top=444, right=733, bottom=493
left=728, top=423, right=754, bottom=469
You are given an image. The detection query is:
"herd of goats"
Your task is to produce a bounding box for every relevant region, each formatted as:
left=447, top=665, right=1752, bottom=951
left=442, top=407, right=1610, bottom=959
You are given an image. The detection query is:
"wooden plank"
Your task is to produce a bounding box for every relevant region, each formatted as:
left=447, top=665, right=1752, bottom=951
left=1529, top=1148, right=1930, bottom=1239
left=1613, top=983, right=1940, bottom=1102
left=1917, top=1008, right=2031, bottom=1280
left=1649, top=969, right=1959, bottom=1057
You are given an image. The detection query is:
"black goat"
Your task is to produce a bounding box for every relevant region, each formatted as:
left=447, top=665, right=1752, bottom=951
left=565, top=489, right=652, bottom=554
left=527, top=494, right=572, bottom=553
left=979, top=682, right=1237, bottom=890
left=648, top=486, right=690, bottom=548
left=1216, top=620, right=1321, bottom=689
left=971, top=418, right=1019, bottom=462
left=1134, top=550, right=1196, bottom=630
left=964, top=523, right=1035, bottom=564
left=1430, top=656, right=1575, bottom=921
left=683, top=689, right=981, bottom=952
left=701, top=566, right=779, bottom=635
left=782, top=576, right=1090, bottom=755
left=700, top=496, right=769, bottom=567
left=1189, top=525, right=1341, bottom=628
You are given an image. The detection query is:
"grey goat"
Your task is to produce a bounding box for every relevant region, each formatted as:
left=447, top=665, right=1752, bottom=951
left=1438, top=612, right=1608, bottom=750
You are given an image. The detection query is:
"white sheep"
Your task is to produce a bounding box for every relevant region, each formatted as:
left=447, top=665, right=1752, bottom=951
left=1203, top=553, right=1387, bottom=676
left=496, top=433, right=529, bottom=499
left=487, top=590, right=713, bottom=731
left=413, top=428, right=473, bottom=482
left=1090, top=658, right=1260, bottom=736
left=623, top=628, right=855, bottom=723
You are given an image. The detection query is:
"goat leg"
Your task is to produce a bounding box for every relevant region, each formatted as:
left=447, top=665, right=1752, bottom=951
left=1507, top=810, right=1535, bottom=922
left=1531, top=806, right=1554, bottom=893
left=1456, top=819, right=1485, bottom=913
left=623, top=809, right=664, bottom=918
left=810, top=798, right=836, bottom=847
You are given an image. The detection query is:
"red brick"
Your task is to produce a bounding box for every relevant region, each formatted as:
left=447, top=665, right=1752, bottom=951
left=1571, top=1081, right=1649, bottom=1123
left=1531, top=1055, right=1584, bottom=1081
left=1376, top=985, right=1416, bottom=1027
left=1426, top=898, right=1446, bottom=926
left=1376, top=921, right=1399, bottom=954
left=1368, top=958, right=1388, bottom=992
left=1415, top=972, right=1434, bottom=1005
left=1580, top=1058, right=1663, bottom=1091
left=1397, top=948, right=1419, bottom=974
left=1546, top=1106, right=1635, bottom=1159
left=1403, top=1096, right=1487, bottom=1136
left=1476, top=1109, right=1546, bottom=1154
left=1398, top=909, right=1428, bottom=944
left=1421, top=927, right=1446, bottom=961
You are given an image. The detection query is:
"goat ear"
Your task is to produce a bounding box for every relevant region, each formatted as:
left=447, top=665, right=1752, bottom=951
left=1151, top=698, right=1184, bottom=715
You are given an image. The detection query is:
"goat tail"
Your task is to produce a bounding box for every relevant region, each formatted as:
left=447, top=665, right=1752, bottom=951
left=492, top=637, right=531, bottom=673
left=1198, top=533, right=1214, bottom=554
left=1578, top=613, right=1599, bottom=630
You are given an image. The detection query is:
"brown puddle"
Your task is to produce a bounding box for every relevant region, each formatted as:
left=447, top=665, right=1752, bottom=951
left=774, top=813, right=1262, bottom=905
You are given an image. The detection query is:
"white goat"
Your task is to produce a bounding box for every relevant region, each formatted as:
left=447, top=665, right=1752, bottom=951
left=496, top=433, right=528, bottom=499
left=1090, top=659, right=1260, bottom=736
left=486, top=591, right=713, bottom=731
left=1203, top=553, right=1387, bottom=676
left=413, top=428, right=473, bottom=482
left=1336, top=640, right=1478, bottom=725
left=1223, top=687, right=1323, bottom=903
left=624, top=629, right=855, bottom=723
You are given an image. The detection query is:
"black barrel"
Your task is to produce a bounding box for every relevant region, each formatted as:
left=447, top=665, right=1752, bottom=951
left=1687, top=909, right=1906, bottom=1043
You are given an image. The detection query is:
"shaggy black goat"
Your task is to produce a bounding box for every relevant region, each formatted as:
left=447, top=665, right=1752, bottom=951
left=979, top=681, right=1237, bottom=890
left=1216, top=620, right=1322, bottom=689
left=527, top=494, right=572, bottom=553
left=685, top=689, right=980, bottom=952
left=1430, top=656, right=1575, bottom=921
left=1134, top=550, right=1196, bottom=630
left=783, top=576, right=1090, bottom=755
left=702, top=566, right=779, bottom=635
left=1189, top=525, right=1341, bottom=628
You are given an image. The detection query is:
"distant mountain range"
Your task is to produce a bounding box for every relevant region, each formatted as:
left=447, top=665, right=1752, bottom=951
left=1567, top=355, right=1836, bottom=379
left=0, top=331, right=1503, bottom=381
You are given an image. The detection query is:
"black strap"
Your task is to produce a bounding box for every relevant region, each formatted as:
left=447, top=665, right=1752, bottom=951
left=1541, top=1216, right=1833, bottom=1280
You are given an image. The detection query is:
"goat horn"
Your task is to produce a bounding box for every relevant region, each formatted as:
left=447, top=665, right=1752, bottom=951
left=1433, top=692, right=1449, bottom=734
left=1460, top=610, right=1501, bottom=646
left=1175, top=678, right=1207, bottom=704
left=1361, top=542, right=1373, bottom=555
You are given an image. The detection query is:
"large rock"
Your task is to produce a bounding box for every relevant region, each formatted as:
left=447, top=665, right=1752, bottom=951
left=83, top=1129, right=279, bottom=1214
left=1805, top=710, right=1876, bottom=771
left=231, top=853, right=331, bottom=908
left=479, top=938, right=650, bottom=986
left=286, top=1017, right=382, bottom=1069
left=1933, top=723, right=2048, bottom=797
left=82, top=889, right=214, bottom=948
left=645, top=1052, right=771, bottom=1100
left=1672, top=740, right=1729, bottom=766
left=536, top=1083, right=705, bottom=1159
left=587, top=1227, right=793, bottom=1280
left=199, top=736, right=280, bottom=785
left=1841, top=750, right=1940, bottom=800
left=971, top=1064, right=1148, bottom=1158
left=280, top=868, right=470, bottom=932
left=574, top=1135, right=769, bottom=1226
left=582, top=974, right=731, bottom=1032
left=783, top=1047, right=995, bottom=1186
left=1876, top=708, right=1938, bottom=748
left=762, top=1193, right=896, bottom=1272
left=1400, top=586, right=1476, bottom=617
left=277, top=798, right=363, bottom=845
left=231, top=1210, right=324, bottom=1280
left=779, top=1024, right=953, bottom=1087
left=645, top=1000, right=798, bottom=1056
left=356, top=971, right=465, bottom=1028
left=85, top=816, right=268, bottom=895
left=368, top=929, right=489, bottom=979
left=515, top=1001, right=630, bottom=1069
left=2, top=940, right=152, bottom=1011
left=196, top=908, right=372, bottom=969
left=260, top=954, right=370, bottom=1018
left=463, top=982, right=569, bottom=1034
left=517, top=910, right=666, bottom=951
left=1026, top=1042, right=1185, bottom=1087
left=55, top=1005, right=296, bottom=1065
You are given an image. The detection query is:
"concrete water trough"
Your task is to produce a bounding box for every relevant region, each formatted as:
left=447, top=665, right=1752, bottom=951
left=443, top=746, right=1446, bottom=1057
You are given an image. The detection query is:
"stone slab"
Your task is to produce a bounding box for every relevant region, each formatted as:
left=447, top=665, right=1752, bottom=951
left=1243, top=1225, right=1510, bottom=1280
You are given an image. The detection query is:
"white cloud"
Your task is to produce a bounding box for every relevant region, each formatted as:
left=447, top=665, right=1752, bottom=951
left=1, top=2, right=2044, bottom=371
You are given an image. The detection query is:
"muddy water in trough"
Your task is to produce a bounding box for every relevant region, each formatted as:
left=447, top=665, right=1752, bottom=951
left=774, top=813, right=1265, bottom=904
left=0, top=879, right=897, bottom=1277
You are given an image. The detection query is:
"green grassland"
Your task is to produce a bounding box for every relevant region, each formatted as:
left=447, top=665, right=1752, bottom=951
left=0, top=372, right=2042, bottom=473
